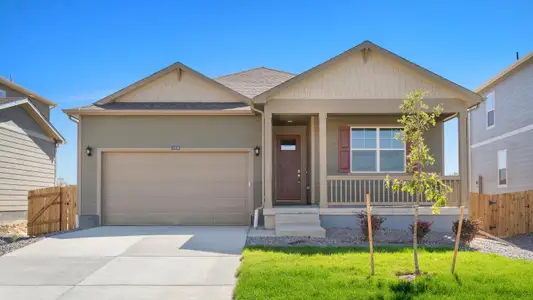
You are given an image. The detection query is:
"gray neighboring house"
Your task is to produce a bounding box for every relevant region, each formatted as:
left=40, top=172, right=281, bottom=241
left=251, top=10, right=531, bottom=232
left=0, top=77, right=66, bottom=224
left=470, top=51, right=533, bottom=194
left=64, top=41, right=481, bottom=235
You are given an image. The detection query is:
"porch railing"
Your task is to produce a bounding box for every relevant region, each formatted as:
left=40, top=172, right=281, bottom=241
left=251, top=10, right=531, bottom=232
left=327, top=175, right=460, bottom=206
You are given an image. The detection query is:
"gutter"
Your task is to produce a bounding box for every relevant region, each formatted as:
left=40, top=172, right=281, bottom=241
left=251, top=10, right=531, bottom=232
left=249, top=102, right=264, bottom=228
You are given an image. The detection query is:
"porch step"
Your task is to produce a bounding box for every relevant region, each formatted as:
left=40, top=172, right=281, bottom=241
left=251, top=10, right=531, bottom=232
left=275, top=213, right=321, bottom=226
left=276, top=225, right=326, bottom=238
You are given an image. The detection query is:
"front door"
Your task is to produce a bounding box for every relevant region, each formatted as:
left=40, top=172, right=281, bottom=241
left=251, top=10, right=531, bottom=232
left=276, top=135, right=301, bottom=201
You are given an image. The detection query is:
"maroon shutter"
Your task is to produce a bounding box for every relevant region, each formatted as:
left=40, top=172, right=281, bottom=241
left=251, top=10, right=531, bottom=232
left=338, top=126, right=350, bottom=173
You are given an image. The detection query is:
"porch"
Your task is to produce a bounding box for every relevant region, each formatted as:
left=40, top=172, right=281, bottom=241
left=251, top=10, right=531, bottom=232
left=263, top=112, right=468, bottom=209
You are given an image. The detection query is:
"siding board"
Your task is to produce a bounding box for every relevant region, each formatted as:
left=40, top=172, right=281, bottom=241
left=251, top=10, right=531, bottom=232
left=0, top=123, right=55, bottom=212
left=272, top=50, right=463, bottom=100
left=0, top=161, right=55, bottom=173
left=115, top=70, right=241, bottom=103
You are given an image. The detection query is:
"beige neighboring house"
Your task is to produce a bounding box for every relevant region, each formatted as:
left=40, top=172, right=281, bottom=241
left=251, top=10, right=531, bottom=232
left=470, top=50, right=533, bottom=194
left=64, top=41, right=481, bottom=236
left=0, top=77, right=66, bottom=224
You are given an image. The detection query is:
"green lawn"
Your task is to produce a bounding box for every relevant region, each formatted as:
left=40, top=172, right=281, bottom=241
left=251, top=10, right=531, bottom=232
left=234, top=246, right=533, bottom=300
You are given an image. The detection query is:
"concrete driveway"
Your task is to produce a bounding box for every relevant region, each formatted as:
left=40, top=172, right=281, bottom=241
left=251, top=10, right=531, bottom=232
left=0, top=226, right=249, bottom=300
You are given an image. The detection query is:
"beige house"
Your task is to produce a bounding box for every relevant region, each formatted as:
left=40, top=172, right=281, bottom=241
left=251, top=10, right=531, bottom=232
left=64, top=41, right=481, bottom=236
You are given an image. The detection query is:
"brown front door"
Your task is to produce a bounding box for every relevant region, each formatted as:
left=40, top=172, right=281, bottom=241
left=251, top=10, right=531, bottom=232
left=276, top=135, right=301, bottom=201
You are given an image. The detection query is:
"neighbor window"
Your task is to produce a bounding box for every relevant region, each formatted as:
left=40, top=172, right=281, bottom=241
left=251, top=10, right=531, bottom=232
left=486, top=91, right=495, bottom=128
left=0, top=89, right=5, bottom=98
left=351, top=128, right=405, bottom=172
left=497, top=149, right=507, bottom=187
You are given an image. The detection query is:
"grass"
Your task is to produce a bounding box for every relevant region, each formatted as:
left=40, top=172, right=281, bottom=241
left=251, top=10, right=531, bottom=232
left=234, top=246, right=533, bottom=300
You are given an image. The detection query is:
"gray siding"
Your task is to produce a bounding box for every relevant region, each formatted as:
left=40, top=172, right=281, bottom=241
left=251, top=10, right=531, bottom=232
left=471, top=63, right=533, bottom=144
left=80, top=115, right=262, bottom=216
left=471, top=129, right=533, bottom=194
left=0, top=83, right=50, bottom=119
left=0, top=107, right=56, bottom=212
left=470, top=62, right=533, bottom=193
left=326, top=115, right=444, bottom=175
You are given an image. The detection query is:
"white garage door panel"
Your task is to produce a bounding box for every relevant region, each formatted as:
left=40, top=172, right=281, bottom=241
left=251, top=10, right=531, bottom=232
left=102, top=152, right=250, bottom=225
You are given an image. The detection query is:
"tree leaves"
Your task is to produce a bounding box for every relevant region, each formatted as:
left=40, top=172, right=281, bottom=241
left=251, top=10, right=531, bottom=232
left=385, top=90, right=451, bottom=214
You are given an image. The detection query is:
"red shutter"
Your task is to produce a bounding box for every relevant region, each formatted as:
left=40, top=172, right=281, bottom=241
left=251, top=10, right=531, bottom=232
left=338, top=126, right=350, bottom=173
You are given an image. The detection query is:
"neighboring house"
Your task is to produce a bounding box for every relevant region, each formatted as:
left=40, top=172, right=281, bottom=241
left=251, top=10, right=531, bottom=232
left=0, top=77, right=66, bottom=224
left=470, top=51, right=533, bottom=194
left=64, top=41, right=481, bottom=235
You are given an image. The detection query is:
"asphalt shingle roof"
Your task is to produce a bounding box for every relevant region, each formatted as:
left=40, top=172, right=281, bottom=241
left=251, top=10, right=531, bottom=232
left=214, top=67, right=295, bottom=98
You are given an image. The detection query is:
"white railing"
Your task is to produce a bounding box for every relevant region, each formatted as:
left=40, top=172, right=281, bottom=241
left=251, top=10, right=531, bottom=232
left=327, top=175, right=461, bottom=206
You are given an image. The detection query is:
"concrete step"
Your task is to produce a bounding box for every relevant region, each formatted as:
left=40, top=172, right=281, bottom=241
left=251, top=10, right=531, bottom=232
left=275, top=213, right=321, bottom=226
left=276, top=225, right=326, bottom=238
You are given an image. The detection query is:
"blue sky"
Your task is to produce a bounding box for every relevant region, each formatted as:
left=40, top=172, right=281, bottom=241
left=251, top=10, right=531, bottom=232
left=2, top=0, right=532, bottom=183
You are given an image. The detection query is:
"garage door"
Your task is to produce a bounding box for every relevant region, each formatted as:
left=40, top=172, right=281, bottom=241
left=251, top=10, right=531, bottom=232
left=101, top=151, right=250, bottom=225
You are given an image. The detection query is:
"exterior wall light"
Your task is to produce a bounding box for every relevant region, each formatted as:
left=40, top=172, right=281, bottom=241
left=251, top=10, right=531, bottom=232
left=254, top=146, right=261, bottom=156
left=85, top=146, right=93, bottom=157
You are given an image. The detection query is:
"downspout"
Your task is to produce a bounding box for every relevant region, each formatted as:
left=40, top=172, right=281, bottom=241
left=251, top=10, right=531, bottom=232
left=67, top=114, right=80, bottom=227
left=249, top=102, right=264, bottom=228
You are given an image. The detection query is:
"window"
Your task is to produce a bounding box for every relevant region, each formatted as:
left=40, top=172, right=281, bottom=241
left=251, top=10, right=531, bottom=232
left=0, top=89, right=5, bottom=98
left=351, top=127, right=405, bottom=172
left=486, top=91, right=495, bottom=128
left=280, top=139, right=296, bottom=151
left=497, top=149, right=507, bottom=187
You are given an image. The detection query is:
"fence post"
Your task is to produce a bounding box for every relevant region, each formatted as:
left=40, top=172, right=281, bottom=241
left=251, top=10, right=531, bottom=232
left=366, top=193, right=375, bottom=276
left=451, top=206, right=465, bottom=274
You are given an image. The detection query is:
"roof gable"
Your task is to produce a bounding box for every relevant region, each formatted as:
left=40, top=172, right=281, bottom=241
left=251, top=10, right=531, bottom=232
left=476, top=50, right=533, bottom=93
left=255, top=41, right=481, bottom=106
left=98, top=62, right=250, bottom=104
left=0, top=77, right=56, bottom=107
left=0, top=99, right=65, bottom=143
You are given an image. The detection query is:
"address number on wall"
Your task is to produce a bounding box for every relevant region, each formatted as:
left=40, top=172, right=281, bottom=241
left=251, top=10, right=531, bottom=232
left=171, top=145, right=181, bottom=150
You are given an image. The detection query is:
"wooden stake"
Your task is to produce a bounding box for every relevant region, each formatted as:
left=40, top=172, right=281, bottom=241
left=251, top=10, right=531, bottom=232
left=366, top=193, right=375, bottom=275
left=451, top=205, right=465, bottom=274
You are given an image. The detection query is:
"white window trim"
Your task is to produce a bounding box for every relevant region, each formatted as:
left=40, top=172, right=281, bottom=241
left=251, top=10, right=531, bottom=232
left=0, top=89, right=6, bottom=98
left=497, top=149, right=507, bottom=188
left=349, top=126, right=406, bottom=173
left=486, top=91, right=495, bottom=130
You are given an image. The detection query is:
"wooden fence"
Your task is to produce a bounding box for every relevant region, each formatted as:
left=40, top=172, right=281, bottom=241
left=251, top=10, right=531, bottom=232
left=470, top=191, right=533, bottom=237
left=27, top=185, right=77, bottom=236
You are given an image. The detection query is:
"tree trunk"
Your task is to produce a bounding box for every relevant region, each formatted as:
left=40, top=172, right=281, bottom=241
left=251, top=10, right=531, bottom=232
left=413, top=204, right=420, bottom=275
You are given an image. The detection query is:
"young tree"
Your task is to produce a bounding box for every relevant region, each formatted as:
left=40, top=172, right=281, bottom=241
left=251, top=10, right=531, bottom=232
left=385, top=90, right=451, bottom=276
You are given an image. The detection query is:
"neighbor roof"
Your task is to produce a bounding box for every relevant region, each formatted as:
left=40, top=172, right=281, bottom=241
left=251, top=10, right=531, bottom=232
left=0, top=98, right=65, bottom=143
left=0, top=77, right=57, bottom=107
left=254, top=41, right=483, bottom=106
left=475, top=50, right=533, bottom=94
left=214, top=67, right=295, bottom=98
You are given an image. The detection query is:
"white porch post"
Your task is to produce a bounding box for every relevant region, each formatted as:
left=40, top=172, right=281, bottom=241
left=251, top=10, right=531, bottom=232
left=458, top=109, right=469, bottom=207
left=310, top=116, right=316, bottom=205
left=264, top=112, right=273, bottom=209
left=319, top=112, right=328, bottom=208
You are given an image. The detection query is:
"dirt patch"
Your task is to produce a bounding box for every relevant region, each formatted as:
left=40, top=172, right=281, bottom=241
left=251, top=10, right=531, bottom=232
left=0, top=222, right=27, bottom=236
left=395, top=271, right=431, bottom=282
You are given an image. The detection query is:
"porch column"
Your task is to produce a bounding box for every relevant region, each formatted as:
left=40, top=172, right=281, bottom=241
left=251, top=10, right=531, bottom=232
left=458, top=109, right=469, bottom=207
left=319, top=112, right=328, bottom=208
left=264, top=112, right=273, bottom=209
left=310, top=116, right=316, bottom=204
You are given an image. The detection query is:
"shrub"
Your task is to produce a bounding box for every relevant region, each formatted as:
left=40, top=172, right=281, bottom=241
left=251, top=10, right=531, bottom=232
left=453, top=218, right=482, bottom=245
left=357, top=211, right=386, bottom=240
left=409, top=220, right=433, bottom=241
